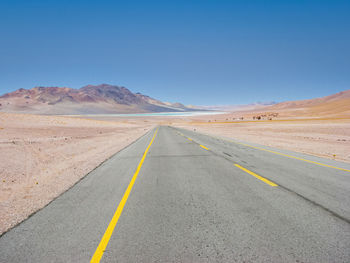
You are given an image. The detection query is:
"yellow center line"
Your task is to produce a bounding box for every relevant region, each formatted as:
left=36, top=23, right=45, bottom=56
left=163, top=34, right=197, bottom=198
left=200, top=144, right=209, bottom=150
left=90, top=128, right=158, bottom=263
left=179, top=130, right=276, bottom=187
left=234, top=164, right=278, bottom=187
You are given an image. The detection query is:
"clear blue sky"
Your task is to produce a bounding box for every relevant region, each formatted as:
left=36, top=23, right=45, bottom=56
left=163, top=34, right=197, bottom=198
left=1, top=0, right=349, bottom=105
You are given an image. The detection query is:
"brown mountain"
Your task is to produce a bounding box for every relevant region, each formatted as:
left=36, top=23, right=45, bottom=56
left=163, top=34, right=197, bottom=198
left=0, top=84, right=194, bottom=114
left=265, top=89, right=350, bottom=117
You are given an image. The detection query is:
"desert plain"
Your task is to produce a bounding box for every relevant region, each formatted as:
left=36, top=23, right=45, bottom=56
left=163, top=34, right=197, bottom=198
left=0, top=113, right=152, bottom=234
left=1, top=90, right=350, bottom=235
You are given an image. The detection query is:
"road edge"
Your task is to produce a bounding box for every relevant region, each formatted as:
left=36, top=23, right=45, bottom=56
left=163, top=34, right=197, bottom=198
left=0, top=126, right=157, bottom=238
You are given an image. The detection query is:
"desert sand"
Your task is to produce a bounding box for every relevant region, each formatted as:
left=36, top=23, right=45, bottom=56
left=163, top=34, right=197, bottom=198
left=168, top=91, right=350, bottom=164
left=173, top=116, right=350, bottom=163
left=0, top=113, right=153, bottom=234
left=1, top=106, right=350, bottom=235
left=80, top=111, right=350, bottom=163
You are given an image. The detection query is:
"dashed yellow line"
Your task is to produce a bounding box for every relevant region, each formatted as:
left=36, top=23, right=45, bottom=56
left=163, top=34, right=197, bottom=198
left=178, top=130, right=276, bottom=187
left=234, top=164, right=278, bottom=187
left=90, top=128, right=158, bottom=263
left=187, top=137, right=192, bottom=141
left=200, top=144, right=209, bottom=150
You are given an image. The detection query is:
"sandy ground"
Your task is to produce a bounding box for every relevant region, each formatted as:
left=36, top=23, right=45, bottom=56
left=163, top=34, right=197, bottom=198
left=80, top=112, right=350, bottom=163
left=1, top=111, right=349, bottom=235
left=72, top=113, right=350, bottom=163
left=173, top=116, right=350, bottom=163
left=0, top=113, right=153, bottom=235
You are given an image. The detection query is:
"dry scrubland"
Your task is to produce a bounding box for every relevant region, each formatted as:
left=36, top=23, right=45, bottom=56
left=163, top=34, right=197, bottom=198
left=0, top=113, right=153, bottom=234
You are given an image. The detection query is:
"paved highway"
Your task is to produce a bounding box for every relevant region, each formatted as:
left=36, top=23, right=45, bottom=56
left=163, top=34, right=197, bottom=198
left=1, top=126, right=350, bottom=262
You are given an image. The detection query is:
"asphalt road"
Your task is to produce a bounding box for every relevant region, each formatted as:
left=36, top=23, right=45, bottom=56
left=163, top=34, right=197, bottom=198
left=1, top=126, right=350, bottom=262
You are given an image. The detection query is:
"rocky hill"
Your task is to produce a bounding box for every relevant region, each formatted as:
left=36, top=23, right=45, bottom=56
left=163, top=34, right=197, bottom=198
left=266, top=89, right=350, bottom=117
left=0, top=84, right=194, bottom=114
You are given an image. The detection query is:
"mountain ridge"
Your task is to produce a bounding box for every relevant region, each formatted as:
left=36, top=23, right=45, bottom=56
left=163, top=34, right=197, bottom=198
left=0, top=84, right=195, bottom=114
left=267, top=89, right=350, bottom=110
left=234, top=89, right=350, bottom=118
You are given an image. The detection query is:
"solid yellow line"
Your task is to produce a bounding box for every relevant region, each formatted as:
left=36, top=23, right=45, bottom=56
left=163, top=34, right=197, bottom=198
left=234, top=164, right=278, bottom=187
left=231, top=141, right=350, bottom=173
left=90, top=128, right=158, bottom=263
left=200, top=144, right=209, bottom=150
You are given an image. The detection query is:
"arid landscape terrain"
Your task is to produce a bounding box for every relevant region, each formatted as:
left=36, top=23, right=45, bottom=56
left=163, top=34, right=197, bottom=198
left=1, top=88, right=349, bottom=235
left=0, top=113, right=153, bottom=234
left=172, top=90, right=350, bottom=163
left=174, top=118, right=350, bottom=163
left=2, top=1, right=349, bottom=261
